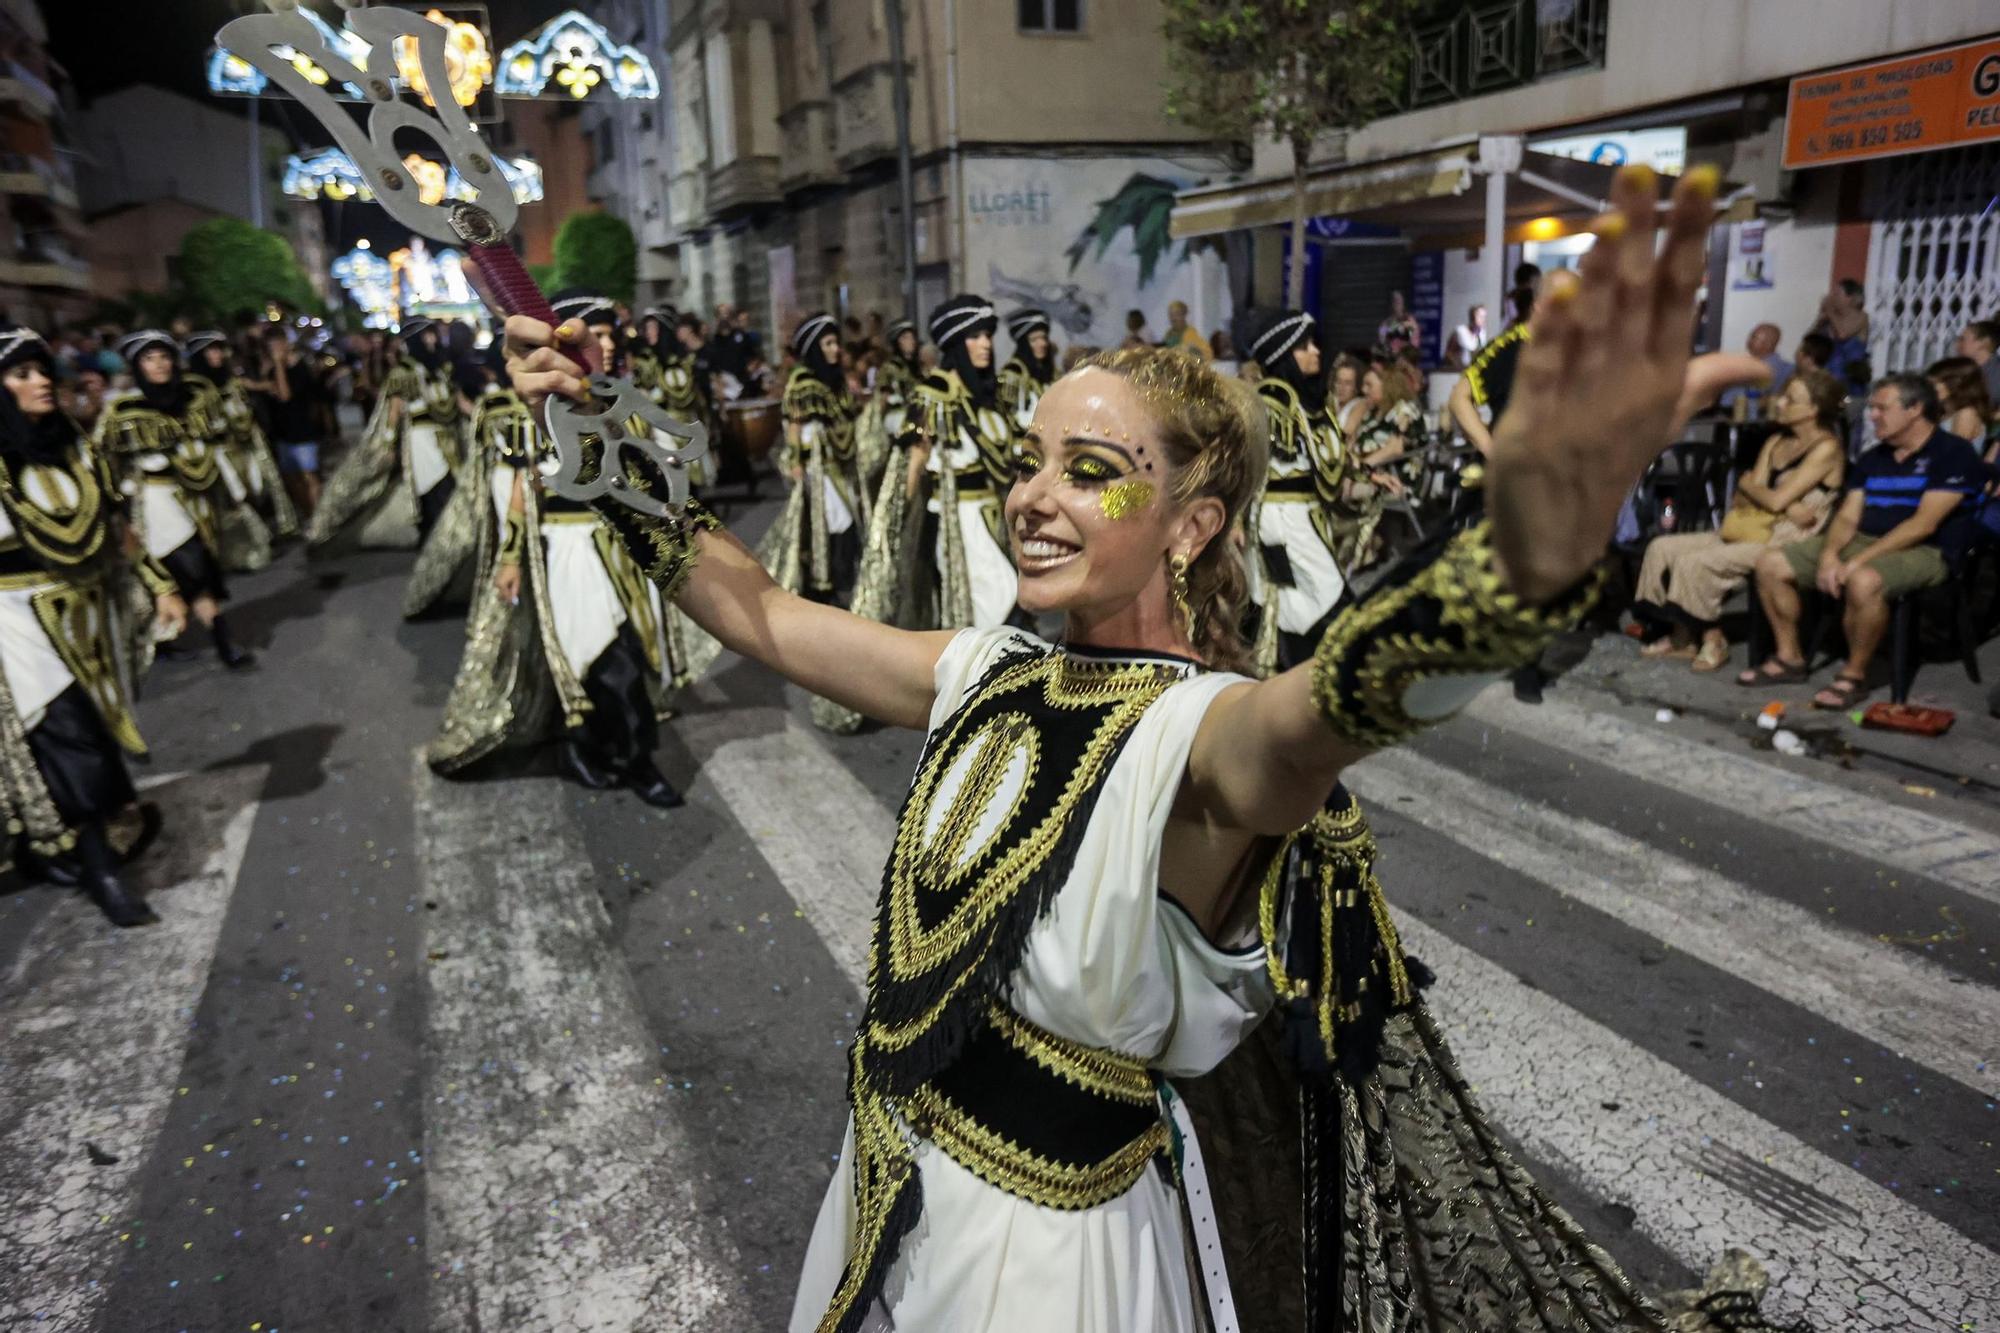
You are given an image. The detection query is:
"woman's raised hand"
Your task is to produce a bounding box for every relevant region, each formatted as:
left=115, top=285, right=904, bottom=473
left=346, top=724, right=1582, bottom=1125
left=1487, top=165, right=1769, bottom=603
left=502, top=315, right=591, bottom=410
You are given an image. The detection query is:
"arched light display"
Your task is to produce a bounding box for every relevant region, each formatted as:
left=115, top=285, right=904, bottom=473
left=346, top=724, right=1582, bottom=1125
left=331, top=246, right=396, bottom=328
left=207, top=6, right=367, bottom=98
left=494, top=10, right=658, bottom=100
left=391, top=238, right=476, bottom=313
left=283, top=148, right=544, bottom=207
left=209, top=4, right=493, bottom=111
left=393, top=9, right=492, bottom=110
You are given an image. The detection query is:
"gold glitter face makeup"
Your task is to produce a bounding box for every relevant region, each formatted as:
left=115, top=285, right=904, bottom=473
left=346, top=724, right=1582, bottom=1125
left=1098, top=479, right=1155, bottom=521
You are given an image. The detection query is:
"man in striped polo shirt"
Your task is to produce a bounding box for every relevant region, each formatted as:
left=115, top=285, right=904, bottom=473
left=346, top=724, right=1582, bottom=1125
left=1747, top=372, right=1987, bottom=709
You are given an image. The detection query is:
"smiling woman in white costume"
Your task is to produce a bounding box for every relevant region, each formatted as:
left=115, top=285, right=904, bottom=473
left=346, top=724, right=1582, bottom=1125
left=506, top=166, right=1805, bottom=1333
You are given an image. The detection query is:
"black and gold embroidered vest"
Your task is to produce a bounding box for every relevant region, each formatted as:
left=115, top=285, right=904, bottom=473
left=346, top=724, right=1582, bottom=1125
left=818, top=642, right=1190, bottom=1333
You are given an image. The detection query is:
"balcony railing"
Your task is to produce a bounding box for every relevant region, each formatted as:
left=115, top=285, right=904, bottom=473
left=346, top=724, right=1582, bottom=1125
left=1407, top=0, right=1608, bottom=111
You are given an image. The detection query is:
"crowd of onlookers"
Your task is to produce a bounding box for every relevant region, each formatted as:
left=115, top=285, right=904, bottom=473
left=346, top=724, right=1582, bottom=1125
left=1627, top=293, right=2000, bottom=714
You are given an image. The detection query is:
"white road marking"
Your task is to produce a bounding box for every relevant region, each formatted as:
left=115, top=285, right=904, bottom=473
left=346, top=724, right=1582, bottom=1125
left=1398, top=911, right=1998, bottom=1330
left=414, top=761, right=749, bottom=1333
left=1463, top=690, right=2000, bottom=905
left=703, top=706, right=1999, bottom=1328
left=1348, top=749, right=2000, bottom=1097
left=0, top=768, right=264, bottom=1329
left=677, top=701, right=891, bottom=990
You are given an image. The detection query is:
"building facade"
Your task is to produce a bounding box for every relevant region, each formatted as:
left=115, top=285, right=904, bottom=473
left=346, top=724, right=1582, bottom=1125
left=1170, top=0, right=2000, bottom=377
left=0, top=0, right=89, bottom=328
left=73, top=83, right=327, bottom=307
left=580, top=0, right=1236, bottom=351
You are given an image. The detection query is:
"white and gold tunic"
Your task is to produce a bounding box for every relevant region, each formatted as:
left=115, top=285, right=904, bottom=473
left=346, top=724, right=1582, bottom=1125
left=791, top=628, right=1270, bottom=1333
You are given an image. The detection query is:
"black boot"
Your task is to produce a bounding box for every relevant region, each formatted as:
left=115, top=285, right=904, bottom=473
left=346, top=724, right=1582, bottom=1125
left=211, top=616, right=256, bottom=670
left=559, top=737, right=616, bottom=791
left=76, top=822, right=158, bottom=928
left=624, top=755, right=685, bottom=809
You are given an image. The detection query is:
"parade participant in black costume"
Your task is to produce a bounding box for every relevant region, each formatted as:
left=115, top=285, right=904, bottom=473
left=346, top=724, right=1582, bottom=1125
left=630, top=305, right=713, bottom=487
left=0, top=324, right=187, bottom=926
left=308, top=316, right=459, bottom=550
left=857, top=293, right=1017, bottom=633
left=998, top=307, right=1058, bottom=429
left=183, top=329, right=298, bottom=568
left=765, top=312, right=864, bottom=599
left=97, top=330, right=253, bottom=669
left=1240, top=308, right=1350, bottom=671
left=401, top=355, right=502, bottom=618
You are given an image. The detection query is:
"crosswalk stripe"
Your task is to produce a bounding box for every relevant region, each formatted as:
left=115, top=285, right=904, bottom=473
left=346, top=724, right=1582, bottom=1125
left=705, top=702, right=1998, bottom=1326
left=1396, top=910, right=1998, bottom=1330
left=412, top=759, right=747, bottom=1332
left=677, top=698, right=892, bottom=991
left=0, top=768, right=265, bottom=1329
left=1348, top=749, right=2000, bottom=1097
left=1463, top=690, right=2000, bottom=905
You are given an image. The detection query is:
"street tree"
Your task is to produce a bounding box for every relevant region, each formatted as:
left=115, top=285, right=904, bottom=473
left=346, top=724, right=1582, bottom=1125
left=1162, top=0, right=1425, bottom=309
left=177, top=218, right=321, bottom=323
left=552, top=212, right=637, bottom=306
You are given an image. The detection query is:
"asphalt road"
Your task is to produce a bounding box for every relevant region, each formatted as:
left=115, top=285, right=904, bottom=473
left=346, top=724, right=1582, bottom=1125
left=2, top=507, right=1995, bottom=1332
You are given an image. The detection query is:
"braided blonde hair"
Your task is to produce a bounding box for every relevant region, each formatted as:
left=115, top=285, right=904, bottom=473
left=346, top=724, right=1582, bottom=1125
left=1076, top=347, right=1269, bottom=674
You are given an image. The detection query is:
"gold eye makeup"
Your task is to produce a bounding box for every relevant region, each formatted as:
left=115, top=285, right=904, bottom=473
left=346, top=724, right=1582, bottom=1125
left=1097, top=479, right=1155, bottom=520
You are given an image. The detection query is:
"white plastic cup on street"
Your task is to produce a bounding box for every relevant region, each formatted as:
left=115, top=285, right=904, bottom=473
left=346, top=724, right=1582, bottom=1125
left=1756, top=712, right=1779, bottom=731
left=1772, top=729, right=1806, bottom=756
left=1654, top=707, right=1676, bottom=723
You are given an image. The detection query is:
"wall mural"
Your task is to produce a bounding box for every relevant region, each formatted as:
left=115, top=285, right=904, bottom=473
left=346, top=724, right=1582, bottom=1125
left=964, top=157, right=1230, bottom=353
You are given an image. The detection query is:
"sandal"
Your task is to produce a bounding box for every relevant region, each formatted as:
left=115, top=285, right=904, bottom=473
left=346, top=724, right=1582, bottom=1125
left=1690, top=641, right=1730, bottom=673
left=1735, top=657, right=1808, bottom=687
left=1641, top=637, right=1695, bottom=660
left=1811, top=675, right=1871, bottom=709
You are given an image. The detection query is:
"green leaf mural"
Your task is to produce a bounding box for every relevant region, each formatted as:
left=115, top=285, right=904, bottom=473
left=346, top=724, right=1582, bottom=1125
left=1065, top=174, right=1187, bottom=290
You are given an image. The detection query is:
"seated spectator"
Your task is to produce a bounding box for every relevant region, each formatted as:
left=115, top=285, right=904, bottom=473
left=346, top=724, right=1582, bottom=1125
left=1634, top=370, right=1845, bottom=671
left=1330, top=353, right=1367, bottom=427
left=1810, top=278, right=1871, bottom=388
left=1720, top=322, right=1792, bottom=415
left=1740, top=373, right=1986, bottom=707
left=1954, top=318, right=2000, bottom=408
left=1793, top=331, right=1834, bottom=377
left=1120, top=309, right=1150, bottom=351
left=1347, top=362, right=1420, bottom=477
left=1160, top=300, right=1211, bottom=359
left=1927, top=355, right=1995, bottom=446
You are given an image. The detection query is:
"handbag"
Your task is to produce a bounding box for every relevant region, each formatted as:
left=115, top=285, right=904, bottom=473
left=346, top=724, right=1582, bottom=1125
left=1717, top=498, right=1777, bottom=544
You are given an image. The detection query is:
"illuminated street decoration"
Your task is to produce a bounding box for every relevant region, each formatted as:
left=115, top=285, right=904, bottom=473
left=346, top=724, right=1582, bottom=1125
left=207, top=6, right=368, bottom=98
left=209, top=3, right=494, bottom=113
left=388, top=237, right=474, bottom=310
left=283, top=149, right=544, bottom=206
left=331, top=246, right=396, bottom=327
left=393, top=8, right=492, bottom=110
left=494, top=10, right=658, bottom=100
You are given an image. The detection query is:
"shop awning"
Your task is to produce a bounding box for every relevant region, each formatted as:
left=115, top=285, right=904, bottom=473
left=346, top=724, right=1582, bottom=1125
left=1170, top=143, right=1751, bottom=243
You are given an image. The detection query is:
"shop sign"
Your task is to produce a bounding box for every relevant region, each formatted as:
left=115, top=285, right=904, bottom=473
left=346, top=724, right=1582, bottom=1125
left=1784, top=36, right=2000, bottom=168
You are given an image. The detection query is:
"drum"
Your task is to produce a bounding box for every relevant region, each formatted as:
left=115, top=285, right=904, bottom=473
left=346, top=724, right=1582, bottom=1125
left=711, top=398, right=782, bottom=495
left=722, top=399, right=782, bottom=463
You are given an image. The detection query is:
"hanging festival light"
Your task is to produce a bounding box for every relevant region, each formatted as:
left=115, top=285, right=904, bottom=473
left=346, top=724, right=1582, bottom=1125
left=208, top=3, right=495, bottom=115
left=392, top=8, right=492, bottom=110
left=207, top=6, right=368, bottom=97
left=331, top=246, right=396, bottom=327
left=282, top=148, right=544, bottom=206
left=493, top=10, right=659, bottom=100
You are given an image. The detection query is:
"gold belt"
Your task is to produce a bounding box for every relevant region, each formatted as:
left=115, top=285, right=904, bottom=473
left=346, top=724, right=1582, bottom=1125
left=0, top=569, right=60, bottom=591
left=540, top=510, right=601, bottom=525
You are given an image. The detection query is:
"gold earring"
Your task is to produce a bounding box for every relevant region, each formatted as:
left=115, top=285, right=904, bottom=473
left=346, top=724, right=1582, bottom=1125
left=1168, top=552, right=1195, bottom=640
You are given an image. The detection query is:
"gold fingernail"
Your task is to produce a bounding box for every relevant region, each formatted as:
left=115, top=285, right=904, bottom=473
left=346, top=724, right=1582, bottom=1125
left=1619, top=164, right=1657, bottom=190
left=1684, top=163, right=1722, bottom=197
left=1595, top=214, right=1628, bottom=240
left=1546, top=271, right=1581, bottom=303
